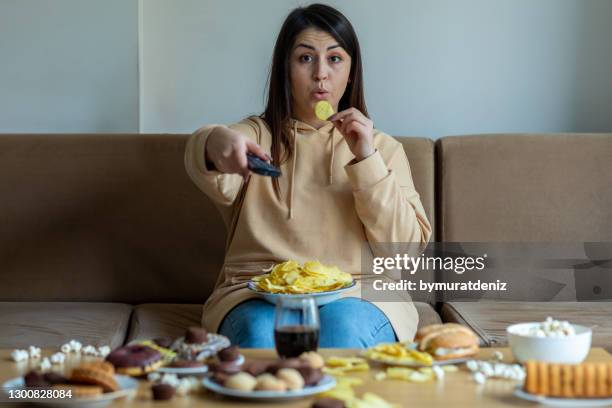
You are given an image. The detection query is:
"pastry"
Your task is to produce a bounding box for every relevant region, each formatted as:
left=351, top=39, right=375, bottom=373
left=171, top=329, right=230, bottom=361
left=153, top=337, right=173, bottom=349
left=106, top=344, right=162, bottom=376
left=224, top=372, right=257, bottom=391
left=70, top=361, right=119, bottom=392
left=267, top=358, right=305, bottom=374
left=52, top=384, right=104, bottom=397
left=151, top=383, right=175, bottom=401
left=277, top=368, right=304, bottom=390
left=415, top=323, right=479, bottom=360
left=300, top=351, right=325, bottom=369
left=185, top=327, right=208, bottom=344
left=209, top=361, right=241, bottom=375
left=218, top=345, right=240, bottom=362
left=255, top=373, right=287, bottom=392
left=168, top=359, right=205, bottom=368
left=243, top=360, right=273, bottom=377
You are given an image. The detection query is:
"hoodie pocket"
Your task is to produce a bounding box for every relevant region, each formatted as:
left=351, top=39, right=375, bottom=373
left=223, top=261, right=276, bottom=285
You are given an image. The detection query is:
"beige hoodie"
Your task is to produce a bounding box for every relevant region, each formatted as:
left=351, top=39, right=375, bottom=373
left=184, top=115, right=432, bottom=341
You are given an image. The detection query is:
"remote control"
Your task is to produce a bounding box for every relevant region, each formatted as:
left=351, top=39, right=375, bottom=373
left=246, top=153, right=282, bottom=177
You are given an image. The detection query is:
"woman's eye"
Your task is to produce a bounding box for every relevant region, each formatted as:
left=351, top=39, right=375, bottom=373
left=300, top=55, right=313, bottom=63
left=330, top=55, right=342, bottom=63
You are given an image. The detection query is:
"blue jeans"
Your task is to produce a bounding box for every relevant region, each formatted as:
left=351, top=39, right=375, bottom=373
left=218, top=297, right=397, bottom=348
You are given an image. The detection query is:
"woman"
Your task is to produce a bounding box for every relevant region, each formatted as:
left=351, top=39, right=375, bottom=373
left=184, top=4, right=431, bottom=348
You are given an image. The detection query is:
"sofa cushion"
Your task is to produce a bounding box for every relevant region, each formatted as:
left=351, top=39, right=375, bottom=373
left=127, top=302, right=441, bottom=343
left=0, top=302, right=132, bottom=348
left=441, top=301, right=612, bottom=351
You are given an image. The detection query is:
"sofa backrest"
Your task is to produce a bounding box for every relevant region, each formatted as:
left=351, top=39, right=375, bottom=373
left=436, top=134, right=612, bottom=301
left=437, top=134, right=612, bottom=242
left=0, top=134, right=435, bottom=303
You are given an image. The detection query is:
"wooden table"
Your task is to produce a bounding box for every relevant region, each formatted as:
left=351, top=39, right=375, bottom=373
left=1, top=348, right=611, bottom=407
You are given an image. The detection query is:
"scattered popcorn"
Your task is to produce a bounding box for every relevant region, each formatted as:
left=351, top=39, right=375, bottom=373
left=50, top=352, right=66, bottom=365
left=160, top=373, right=180, bottom=387
left=82, top=345, right=98, bottom=356
left=147, top=372, right=161, bottom=382
left=39, top=358, right=52, bottom=371
left=492, top=351, right=504, bottom=361
left=473, top=371, right=486, bottom=384
left=176, top=377, right=200, bottom=397
left=466, top=360, right=526, bottom=384
left=28, top=346, right=41, bottom=359
left=60, top=343, right=72, bottom=353
left=97, top=346, right=111, bottom=357
left=432, top=365, right=445, bottom=380
left=68, top=340, right=82, bottom=353
left=11, top=349, right=29, bottom=362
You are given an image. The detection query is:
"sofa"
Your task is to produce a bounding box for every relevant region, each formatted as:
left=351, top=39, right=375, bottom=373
left=1, top=132, right=610, bottom=350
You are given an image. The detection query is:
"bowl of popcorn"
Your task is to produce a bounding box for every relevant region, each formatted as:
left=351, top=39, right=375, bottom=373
left=506, top=317, right=592, bottom=364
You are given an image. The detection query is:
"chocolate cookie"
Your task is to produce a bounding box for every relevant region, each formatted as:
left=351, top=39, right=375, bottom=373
left=43, top=372, right=69, bottom=385
left=267, top=358, right=305, bottom=374
left=151, top=383, right=175, bottom=401
left=209, top=361, right=241, bottom=375
left=24, top=371, right=48, bottom=388
left=312, top=398, right=346, bottom=408
left=185, top=327, right=208, bottom=344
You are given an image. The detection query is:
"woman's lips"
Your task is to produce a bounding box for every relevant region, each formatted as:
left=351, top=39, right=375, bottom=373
left=312, top=91, right=330, bottom=100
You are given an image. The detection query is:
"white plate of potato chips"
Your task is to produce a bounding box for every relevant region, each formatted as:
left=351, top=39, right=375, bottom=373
left=248, top=260, right=356, bottom=306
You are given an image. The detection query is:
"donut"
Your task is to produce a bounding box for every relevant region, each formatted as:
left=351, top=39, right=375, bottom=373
left=106, top=345, right=162, bottom=376
left=185, top=327, right=208, bottom=344
left=218, top=345, right=240, bottom=362
left=71, top=361, right=119, bottom=392
left=151, top=383, right=175, bottom=401
left=277, top=368, right=305, bottom=390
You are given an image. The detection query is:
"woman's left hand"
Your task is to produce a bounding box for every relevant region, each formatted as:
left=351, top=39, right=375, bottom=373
left=329, top=108, right=375, bottom=162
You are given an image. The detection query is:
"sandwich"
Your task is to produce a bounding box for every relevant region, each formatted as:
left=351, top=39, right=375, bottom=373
left=415, top=323, right=480, bottom=360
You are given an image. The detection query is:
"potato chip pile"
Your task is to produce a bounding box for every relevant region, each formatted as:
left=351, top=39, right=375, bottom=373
left=252, top=260, right=353, bottom=294
left=323, top=357, right=370, bottom=376
left=374, top=365, right=458, bottom=383
left=363, top=342, right=433, bottom=366
left=319, top=377, right=399, bottom=408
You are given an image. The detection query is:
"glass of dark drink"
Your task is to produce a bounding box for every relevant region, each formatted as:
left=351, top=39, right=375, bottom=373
left=274, top=296, right=319, bottom=358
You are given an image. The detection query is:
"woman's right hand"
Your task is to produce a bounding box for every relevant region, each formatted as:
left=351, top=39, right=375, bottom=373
left=205, top=126, right=271, bottom=180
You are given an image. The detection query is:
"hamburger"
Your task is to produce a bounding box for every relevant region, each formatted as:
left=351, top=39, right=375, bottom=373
left=415, top=323, right=479, bottom=360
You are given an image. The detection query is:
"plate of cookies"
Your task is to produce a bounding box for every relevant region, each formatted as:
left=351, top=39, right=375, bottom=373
left=2, top=361, right=138, bottom=408
left=202, top=352, right=335, bottom=401
left=514, top=360, right=612, bottom=407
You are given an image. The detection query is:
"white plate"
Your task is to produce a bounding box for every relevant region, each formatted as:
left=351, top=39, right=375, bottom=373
left=247, top=281, right=357, bottom=306
left=2, top=375, right=138, bottom=408
left=514, top=386, right=612, bottom=407
left=362, top=353, right=470, bottom=367
left=202, top=374, right=336, bottom=401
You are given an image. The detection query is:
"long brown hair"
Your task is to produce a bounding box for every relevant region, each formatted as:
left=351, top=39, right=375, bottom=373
left=262, top=3, right=368, bottom=200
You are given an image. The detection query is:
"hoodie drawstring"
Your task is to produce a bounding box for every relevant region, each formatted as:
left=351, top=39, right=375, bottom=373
left=328, top=131, right=335, bottom=185
left=288, top=120, right=298, bottom=220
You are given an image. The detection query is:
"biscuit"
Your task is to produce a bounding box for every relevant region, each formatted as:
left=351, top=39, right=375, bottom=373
left=525, top=361, right=538, bottom=394
left=549, top=364, right=561, bottom=397
left=573, top=364, right=584, bottom=397
left=596, top=363, right=607, bottom=398
left=561, top=364, right=573, bottom=398
left=71, top=361, right=119, bottom=393
left=538, top=362, right=549, bottom=396
left=584, top=363, right=596, bottom=397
